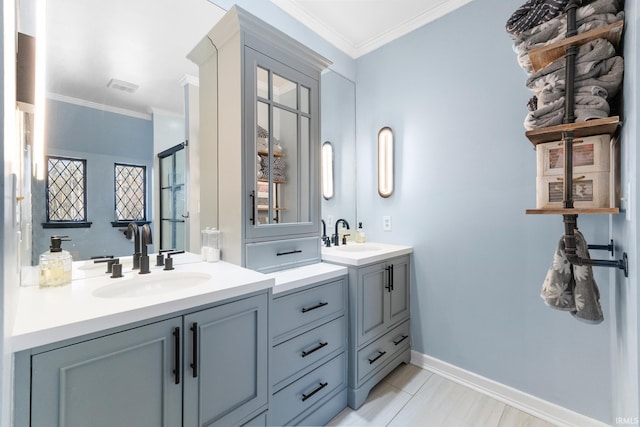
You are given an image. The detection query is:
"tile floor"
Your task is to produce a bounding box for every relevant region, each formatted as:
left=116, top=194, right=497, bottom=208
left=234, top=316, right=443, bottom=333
left=327, top=363, right=557, bottom=427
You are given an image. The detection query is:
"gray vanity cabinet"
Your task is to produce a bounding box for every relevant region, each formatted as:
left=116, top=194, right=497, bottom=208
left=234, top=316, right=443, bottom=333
left=357, top=256, right=410, bottom=346
left=189, top=6, right=330, bottom=273
left=30, top=317, right=183, bottom=427
left=346, top=255, right=411, bottom=409
left=22, top=292, right=269, bottom=427
left=183, top=294, right=268, bottom=427
left=270, top=277, right=348, bottom=426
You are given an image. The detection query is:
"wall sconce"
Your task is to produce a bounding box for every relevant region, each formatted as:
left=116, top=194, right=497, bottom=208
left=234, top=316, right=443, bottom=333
left=321, top=141, right=334, bottom=199
left=378, top=127, right=394, bottom=198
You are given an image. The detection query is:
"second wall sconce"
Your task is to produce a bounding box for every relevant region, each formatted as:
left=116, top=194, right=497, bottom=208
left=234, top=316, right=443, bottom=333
left=321, top=141, right=334, bottom=199
left=378, top=127, right=394, bottom=198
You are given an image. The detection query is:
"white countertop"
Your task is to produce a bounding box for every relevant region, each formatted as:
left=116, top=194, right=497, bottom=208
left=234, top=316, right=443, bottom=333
left=321, top=242, right=413, bottom=266
left=265, top=262, right=348, bottom=295
left=12, top=255, right=274, bottom=352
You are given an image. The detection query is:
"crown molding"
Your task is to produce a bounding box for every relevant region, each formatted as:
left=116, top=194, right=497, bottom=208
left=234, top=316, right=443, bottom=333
left=47, top=93, right=152, bottom=120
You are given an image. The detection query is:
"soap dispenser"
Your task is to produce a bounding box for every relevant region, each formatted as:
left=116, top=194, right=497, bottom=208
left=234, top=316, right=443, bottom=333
left=39, top=236, right=72, bottom=288
left=355, top=222, right=366, bottom=243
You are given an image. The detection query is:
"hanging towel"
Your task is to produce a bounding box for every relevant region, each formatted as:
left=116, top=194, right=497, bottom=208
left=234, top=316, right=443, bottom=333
left=540, top=230, right=604, bottom=323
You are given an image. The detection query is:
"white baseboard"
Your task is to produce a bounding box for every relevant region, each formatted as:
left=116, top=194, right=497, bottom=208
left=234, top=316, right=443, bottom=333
left=410, top=350, right=610, bottom=427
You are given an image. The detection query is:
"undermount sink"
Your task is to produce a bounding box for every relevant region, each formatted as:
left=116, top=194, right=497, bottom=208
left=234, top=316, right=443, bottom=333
left=334, top=244, right=381, bottom=252
left=92, top=272, right=211, bottom=298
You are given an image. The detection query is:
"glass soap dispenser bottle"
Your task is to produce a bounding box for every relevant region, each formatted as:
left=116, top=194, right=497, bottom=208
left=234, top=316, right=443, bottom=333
left=39, top=235, right=72, bottom=288
left=355, top=222, right=366, bottom=243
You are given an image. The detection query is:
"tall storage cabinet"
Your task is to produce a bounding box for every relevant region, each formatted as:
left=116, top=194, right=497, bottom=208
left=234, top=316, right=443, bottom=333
left=189, top=6, right=330, bottom=273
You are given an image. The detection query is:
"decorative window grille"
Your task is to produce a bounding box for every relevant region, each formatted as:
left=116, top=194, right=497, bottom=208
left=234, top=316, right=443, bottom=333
left=114, top=163, right=146, bottom=221
left=46, top=156, right=87, bottom=222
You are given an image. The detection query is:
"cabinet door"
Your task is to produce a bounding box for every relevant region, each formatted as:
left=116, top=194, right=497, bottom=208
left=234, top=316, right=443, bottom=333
left=183, top=293, right=269, bottom=427
left=357, top=262, right=388, bottom=346
left=31, top=318, right=182, bottom=427
left=389, top=257, right=410, bottom=326
left=244, top=46, right=320, bottom=240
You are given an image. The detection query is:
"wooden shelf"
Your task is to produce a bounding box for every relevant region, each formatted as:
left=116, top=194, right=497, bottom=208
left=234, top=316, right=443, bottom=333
left=257, top=178, right=286, bottom=184
left=526, top=207, right=619, bottom=215
left=529, top=21, right=624, bottom=72
left=525, top=116, right=620, bottom=145
left=257, top=150, right=285, bottom=157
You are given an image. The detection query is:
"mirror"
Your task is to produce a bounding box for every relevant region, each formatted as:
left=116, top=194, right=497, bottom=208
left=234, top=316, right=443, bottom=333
left=17, top=0, right=357, bottom=281
left=321, top=70, right=357, bottom=229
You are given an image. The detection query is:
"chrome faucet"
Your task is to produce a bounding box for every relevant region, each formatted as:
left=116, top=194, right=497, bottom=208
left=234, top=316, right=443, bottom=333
left=139, top=224, right=153, bottom=274
left=333, top=219, right=350, bottom=246
left=125, top=223, right=141, bottom=269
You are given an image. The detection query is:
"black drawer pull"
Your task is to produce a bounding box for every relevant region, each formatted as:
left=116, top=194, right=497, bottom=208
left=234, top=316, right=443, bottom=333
left=277, top=249, right=302, bottom=256
left=368, top=351, right=386, bottom=364
left=173, top=327, right=181, bottom=385
left=301, top=341, right=328, bottom=358
left=301, top=301, right=328, bottom=313
left=190, top=322, right=198, bottom=378
left=393, top=335, right=409, bottom=346
left=301, top=381, right=328, bottom=402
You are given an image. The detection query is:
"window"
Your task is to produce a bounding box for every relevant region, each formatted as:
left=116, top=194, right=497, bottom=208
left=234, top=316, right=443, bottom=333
left=114, top=163, right=146, bottom=222
left=45, top=156, right=89, bottom=227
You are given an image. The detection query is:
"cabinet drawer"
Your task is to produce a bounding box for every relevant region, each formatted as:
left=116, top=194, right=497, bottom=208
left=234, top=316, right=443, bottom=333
left=357, top=320, right=410, bottom=382
left=271, top=353, right=346, bottom=427
left=272, top=279, right=346, bottom=340
left=272, top=316, right=346, bottom=389
left=245, top=237, right=321, bottom=273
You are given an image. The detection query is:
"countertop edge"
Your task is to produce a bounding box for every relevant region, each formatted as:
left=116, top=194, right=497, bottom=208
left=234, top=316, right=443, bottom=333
left=11, top=278, right=274, bottom=352
left=321, top=246, right=413, bottom=267
left=269, top=263, right=348, bottom=295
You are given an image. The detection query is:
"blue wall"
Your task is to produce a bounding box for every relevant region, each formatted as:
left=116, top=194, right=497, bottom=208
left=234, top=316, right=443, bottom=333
left=32, top=99, right=154, bottom=262
left=354, top=0, right=620, bottom=422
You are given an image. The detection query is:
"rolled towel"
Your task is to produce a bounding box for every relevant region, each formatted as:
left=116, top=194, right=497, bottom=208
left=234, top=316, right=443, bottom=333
left=524, top=97, right=565, bottom=130
left=506, top=0, right=569, bottom=35
left=537, top=83, right=608, bottom=106
left=524, top=94, right=610, bottom=130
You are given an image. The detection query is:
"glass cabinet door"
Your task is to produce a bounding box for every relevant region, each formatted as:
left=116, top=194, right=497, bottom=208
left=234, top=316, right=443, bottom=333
left=245, top=47, right=319, bottom=239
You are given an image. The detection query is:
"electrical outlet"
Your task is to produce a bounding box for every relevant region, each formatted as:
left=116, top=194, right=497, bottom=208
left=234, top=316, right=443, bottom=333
left=327, top=215, right=334, bottom=228
left=383, top=215, right=392, bottom=231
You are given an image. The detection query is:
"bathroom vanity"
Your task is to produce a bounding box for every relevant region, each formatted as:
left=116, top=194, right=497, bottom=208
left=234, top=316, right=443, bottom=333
left=322, top=242, right=413, bottom=409
left=12, top=259, right=273, bottom=427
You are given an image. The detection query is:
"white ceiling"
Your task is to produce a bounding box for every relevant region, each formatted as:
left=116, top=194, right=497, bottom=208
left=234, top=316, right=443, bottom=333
left=38, top=0, right=471, bottom=117
left=273, top=0, right=474, bottom=58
